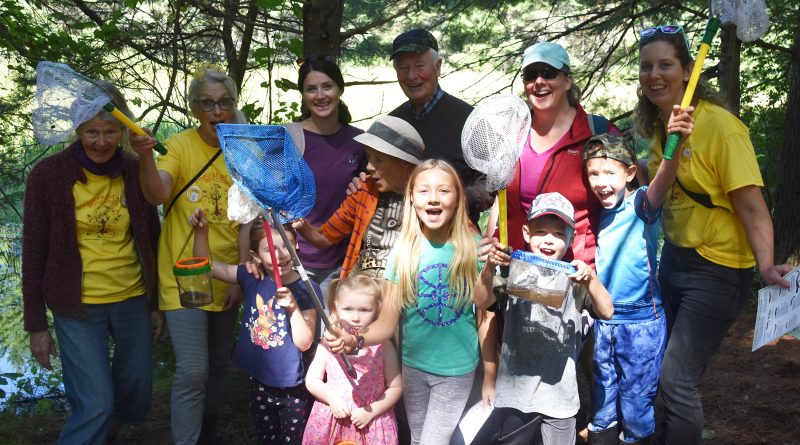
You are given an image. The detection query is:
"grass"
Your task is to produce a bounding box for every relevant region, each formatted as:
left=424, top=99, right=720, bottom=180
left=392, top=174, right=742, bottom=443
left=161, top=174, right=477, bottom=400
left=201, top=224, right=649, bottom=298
left=0, top=337, right=258, bottom=445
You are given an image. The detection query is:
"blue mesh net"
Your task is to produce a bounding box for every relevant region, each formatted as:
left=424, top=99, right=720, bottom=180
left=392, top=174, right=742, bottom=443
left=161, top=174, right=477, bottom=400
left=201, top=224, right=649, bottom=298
left=216, top=124, right=316, bottom=223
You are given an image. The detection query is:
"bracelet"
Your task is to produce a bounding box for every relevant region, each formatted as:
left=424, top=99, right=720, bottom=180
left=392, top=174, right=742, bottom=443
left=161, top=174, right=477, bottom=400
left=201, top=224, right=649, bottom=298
left=350, top=333, right=365, bottom=354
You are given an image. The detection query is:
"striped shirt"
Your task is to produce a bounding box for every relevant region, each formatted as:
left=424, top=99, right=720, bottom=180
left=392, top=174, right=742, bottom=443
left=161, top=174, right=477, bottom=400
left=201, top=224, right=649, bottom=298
left=321, top=180, right=380, bottom=278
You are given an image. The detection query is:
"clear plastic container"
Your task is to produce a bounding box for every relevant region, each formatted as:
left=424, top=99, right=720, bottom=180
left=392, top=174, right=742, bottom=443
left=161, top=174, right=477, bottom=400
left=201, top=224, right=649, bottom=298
left=174, top=257, right=213, bottom=308
left=506, top=250, right=576, bottom=309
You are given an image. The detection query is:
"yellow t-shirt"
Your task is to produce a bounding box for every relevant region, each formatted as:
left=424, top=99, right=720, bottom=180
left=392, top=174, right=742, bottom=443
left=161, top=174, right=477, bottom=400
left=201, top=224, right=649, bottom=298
left=73, top=170, right=146, bottom=303
left=648, top=100, right=764, bottom=269
left=157, top=128, right=240, bottom=311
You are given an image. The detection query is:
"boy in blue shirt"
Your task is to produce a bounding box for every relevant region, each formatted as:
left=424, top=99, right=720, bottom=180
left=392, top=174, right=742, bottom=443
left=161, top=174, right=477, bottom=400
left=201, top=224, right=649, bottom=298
left=582, top=132, right=681, bottom=444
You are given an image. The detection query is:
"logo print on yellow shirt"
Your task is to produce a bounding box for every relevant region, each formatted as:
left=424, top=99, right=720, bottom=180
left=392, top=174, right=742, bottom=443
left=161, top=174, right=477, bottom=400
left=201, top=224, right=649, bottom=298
left=87, top=195, right=122, bottom=239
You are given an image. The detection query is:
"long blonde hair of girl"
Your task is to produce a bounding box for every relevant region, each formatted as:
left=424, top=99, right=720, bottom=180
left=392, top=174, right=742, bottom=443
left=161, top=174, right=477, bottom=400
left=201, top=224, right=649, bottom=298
left=327, top=275, right=383, bottom=327
left=392, top=159, right=478, bottom=310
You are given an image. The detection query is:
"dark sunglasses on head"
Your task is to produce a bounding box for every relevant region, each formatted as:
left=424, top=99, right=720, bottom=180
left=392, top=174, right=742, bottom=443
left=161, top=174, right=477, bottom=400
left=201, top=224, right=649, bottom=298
left=194, top=97, right=234, bottom=112
left=640, top=25, right=691, bottom=55
left=522, top=66, right=562, bottom=82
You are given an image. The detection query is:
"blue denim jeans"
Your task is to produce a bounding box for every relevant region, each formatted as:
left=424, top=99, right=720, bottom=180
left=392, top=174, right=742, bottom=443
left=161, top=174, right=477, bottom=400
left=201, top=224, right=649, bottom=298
left=53, top=296, right=152, bottom=445
left=656, top=243, right=753, bottom=445
left=590, top=316, right=667, bottom=442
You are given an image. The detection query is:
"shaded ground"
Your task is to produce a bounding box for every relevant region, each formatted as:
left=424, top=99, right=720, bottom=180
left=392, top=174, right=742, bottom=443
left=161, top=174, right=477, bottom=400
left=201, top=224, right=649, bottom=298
left=575, top=312, right=800, bottom=445
left=1, top=311, right=798, bottom=444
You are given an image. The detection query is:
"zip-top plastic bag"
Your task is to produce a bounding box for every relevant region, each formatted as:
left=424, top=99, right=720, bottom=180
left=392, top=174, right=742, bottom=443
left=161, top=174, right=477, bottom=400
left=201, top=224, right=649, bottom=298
left=506, top=250, right=576, bottom=309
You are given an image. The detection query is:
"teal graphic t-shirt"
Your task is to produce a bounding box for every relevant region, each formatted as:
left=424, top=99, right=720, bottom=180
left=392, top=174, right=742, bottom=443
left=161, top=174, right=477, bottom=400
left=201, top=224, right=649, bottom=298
left=385, top=238, right=478, bottom=376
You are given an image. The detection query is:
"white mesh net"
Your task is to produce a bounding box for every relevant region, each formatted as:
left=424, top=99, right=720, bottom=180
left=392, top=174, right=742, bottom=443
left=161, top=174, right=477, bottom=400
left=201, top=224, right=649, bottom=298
left=712, top=0, right=770, bottom=42
left=461, top=94, right=531, bottom=192
left=32, top=61, right=112, bottom=147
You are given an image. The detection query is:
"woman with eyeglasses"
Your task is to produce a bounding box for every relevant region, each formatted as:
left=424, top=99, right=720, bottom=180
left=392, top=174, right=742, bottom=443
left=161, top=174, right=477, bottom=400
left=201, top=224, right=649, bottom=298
left=131, top=64, right=250, bottom=445
left=290, top=55, right=367, bottom=298
left=636, top=25, right=791, bottom=445
left=479, top=42, right=620, bottom=445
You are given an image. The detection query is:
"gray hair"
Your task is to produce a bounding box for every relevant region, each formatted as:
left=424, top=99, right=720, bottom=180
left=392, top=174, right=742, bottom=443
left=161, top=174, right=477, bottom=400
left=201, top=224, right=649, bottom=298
left=76, top=80, right=136, bottom=154
left=187, top=67, right=247, bottom=124
left=392, top=48, right=441, bottom=69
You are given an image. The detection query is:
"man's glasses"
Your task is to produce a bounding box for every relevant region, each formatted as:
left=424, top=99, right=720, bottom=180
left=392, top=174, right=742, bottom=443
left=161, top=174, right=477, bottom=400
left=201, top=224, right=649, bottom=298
left=194, top=98, right=234, bottom=112
left=640, top=25, right=691, bottom=55
left=522, top=66, right=562, bottom=82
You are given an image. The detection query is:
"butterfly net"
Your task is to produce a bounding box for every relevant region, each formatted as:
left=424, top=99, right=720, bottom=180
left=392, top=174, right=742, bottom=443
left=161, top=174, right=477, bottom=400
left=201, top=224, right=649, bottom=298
left=216, top=124, right=315, bottom=224
left=32, top=61, right=112, bottom=148
left=711, top=0, right=769, bottom=42
left=507, top=250, right=576, bottom=309
left=461, top=94, right=531, bottom=192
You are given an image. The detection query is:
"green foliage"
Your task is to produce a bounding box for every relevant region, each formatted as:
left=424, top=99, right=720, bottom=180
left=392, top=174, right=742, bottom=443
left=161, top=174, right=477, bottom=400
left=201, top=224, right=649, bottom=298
left=269, top=100, right=300, bottom=124
left=240, top=101, right=265, bottom=123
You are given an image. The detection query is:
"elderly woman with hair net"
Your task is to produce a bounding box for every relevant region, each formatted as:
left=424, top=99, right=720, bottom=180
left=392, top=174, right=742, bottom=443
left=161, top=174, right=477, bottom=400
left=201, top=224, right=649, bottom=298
left=23, top=80, right=163, bottom=444
left=132, top=64, right=250, bottom=445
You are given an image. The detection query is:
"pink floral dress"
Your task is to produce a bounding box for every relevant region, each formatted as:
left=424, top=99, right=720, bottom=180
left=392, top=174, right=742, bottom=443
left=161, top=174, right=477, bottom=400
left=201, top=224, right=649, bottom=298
left=302, top=344, right=398, bottom=445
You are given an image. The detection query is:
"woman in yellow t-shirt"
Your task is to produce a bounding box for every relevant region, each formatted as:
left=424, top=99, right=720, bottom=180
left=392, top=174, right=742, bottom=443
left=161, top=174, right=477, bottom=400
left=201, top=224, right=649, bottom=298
left=131, top=65, right=249, bottom=445
left=23, top=81, right=162, bottom=444
left=635, top=25, right=791, bottom=445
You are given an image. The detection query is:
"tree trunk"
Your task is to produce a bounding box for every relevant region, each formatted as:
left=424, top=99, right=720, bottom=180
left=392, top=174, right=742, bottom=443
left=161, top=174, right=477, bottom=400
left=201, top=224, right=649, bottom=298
left=718, top=24, right=742, bottom=116
left=772, top=8, right=800, bottom=265
left=302, top=0, right=345, bottom=59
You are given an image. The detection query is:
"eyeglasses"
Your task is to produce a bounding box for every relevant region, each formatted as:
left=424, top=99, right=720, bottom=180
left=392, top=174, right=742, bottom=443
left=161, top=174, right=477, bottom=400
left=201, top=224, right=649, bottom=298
left=640, top=25, right=691, bottom=55
left=194, top=97, right=234, bottom=112
left=522, top=66, right=562, bottom=82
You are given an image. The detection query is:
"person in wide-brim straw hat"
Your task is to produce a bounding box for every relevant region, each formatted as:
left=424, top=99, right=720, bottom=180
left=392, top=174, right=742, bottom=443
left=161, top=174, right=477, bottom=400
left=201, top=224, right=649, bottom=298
left=293, top=114, right=425, bottom=279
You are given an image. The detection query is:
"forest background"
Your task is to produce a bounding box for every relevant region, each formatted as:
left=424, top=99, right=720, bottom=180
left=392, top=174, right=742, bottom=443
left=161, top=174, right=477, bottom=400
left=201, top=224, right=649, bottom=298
left=0, top=0, right=798, bottom=443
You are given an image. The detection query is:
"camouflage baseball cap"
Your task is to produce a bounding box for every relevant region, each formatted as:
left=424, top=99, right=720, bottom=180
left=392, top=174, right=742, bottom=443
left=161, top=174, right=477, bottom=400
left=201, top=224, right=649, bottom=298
left=582, top=133, right=636, bottom=166
left=390, top=29, right=439, bottom=60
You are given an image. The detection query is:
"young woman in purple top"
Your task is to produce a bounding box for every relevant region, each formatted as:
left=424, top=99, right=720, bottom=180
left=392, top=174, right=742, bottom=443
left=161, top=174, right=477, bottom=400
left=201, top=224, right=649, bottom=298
left=294, top=56, right=368, bottom=299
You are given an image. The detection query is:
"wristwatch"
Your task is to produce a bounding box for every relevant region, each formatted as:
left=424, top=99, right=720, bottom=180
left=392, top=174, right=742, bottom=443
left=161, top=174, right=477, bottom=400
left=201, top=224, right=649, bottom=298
left=350, top=333, right=365, bottom=354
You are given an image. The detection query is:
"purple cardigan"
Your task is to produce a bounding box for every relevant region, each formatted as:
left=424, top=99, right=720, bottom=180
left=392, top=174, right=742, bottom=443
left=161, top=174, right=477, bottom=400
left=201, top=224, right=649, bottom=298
left=22, top=143, right=161, bottom=332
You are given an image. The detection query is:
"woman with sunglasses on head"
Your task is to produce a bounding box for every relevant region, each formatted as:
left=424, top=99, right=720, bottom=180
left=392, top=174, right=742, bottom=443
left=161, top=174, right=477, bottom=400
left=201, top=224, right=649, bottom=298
left=636, top=25, right=791, bottom=445
left=131, top=64, right=251, bottom=445
left=289, top=55, right=367, bottom=301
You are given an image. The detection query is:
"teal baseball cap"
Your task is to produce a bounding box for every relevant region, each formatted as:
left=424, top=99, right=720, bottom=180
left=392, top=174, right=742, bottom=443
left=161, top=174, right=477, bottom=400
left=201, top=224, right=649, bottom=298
left=521, top=42, right=571, bottom=72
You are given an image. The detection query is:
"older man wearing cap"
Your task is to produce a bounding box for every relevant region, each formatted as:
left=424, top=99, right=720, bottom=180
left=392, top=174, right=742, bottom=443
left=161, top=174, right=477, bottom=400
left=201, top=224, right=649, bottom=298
left=387, top=28, right=493, bottom=227
left=294, top=114, right=424, bottom=280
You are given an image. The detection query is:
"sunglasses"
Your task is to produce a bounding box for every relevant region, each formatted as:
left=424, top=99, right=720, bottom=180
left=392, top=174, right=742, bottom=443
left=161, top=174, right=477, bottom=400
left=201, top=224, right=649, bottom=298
left=640, top=25, right=691, bottom=55
left=522, top=66, right=562, bottom=82
left=194, top=97, right=235, bottom=112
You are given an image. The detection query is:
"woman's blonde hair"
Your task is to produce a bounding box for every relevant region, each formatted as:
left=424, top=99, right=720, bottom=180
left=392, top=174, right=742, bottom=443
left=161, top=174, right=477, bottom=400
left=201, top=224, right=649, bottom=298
left=327, top=275, right=383, bottom=327
left=188, top=65, right=248, bottom=124
left=391, top=159, right=478, bottom=310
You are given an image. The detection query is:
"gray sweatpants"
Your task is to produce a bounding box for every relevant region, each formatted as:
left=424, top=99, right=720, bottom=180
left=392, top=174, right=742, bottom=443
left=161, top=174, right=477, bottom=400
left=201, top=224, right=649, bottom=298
left=165, top=308, right=237, bottom=445
left=403, top=364, right=475, bottom=445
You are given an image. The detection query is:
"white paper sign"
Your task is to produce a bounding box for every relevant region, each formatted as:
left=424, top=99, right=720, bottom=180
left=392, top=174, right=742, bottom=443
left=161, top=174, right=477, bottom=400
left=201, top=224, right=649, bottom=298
left=457, top=401, right=494, bottom=445
left=752, top=267, right=800, bottom=351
